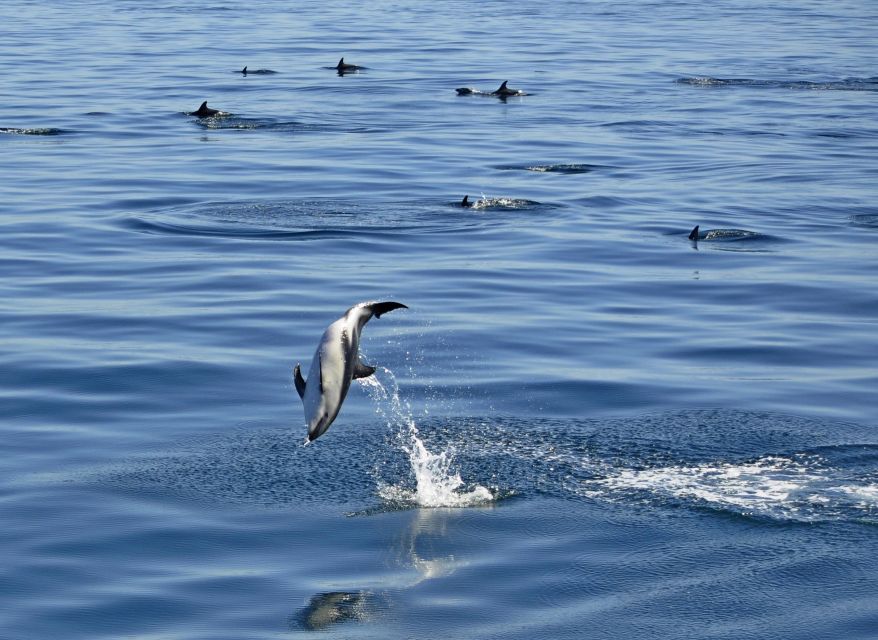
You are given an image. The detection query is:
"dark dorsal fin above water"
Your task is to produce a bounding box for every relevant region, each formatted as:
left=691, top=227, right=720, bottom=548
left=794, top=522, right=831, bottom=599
left=688, top=225, right=700, bottom=241
left=190, top=101, right=221, bottom=117
left=370, top=301, right=408, bottom=318
left=294, top=364, right=306, bottom=399
left=498, top=81, right=509, bottom=92
left=461, top=195, right=470, bottom=207
left=242, top=66, right=247, bottom=74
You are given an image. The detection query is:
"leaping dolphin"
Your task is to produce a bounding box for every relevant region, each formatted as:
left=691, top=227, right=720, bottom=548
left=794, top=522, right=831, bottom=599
left=294, top=301, right=408, bottom=443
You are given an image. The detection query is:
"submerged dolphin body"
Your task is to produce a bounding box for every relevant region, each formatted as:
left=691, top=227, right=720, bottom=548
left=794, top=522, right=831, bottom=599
left=240, top=66, right=277, bottom=75
left=688, top=225, right=759, bottom=241
left=294, top=301, right=407, bottom=442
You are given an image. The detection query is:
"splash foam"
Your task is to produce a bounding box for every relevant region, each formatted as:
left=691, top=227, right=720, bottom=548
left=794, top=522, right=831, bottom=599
left=360, top=370, right=494, bottom=508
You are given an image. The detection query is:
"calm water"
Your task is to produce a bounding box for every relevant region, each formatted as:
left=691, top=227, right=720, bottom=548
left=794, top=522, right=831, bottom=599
left=2, top=1, right=878, bottom=638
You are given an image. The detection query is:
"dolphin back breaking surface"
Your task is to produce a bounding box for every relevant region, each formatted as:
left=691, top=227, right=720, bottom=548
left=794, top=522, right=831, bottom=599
left=294, top=301, right=407, bottom=443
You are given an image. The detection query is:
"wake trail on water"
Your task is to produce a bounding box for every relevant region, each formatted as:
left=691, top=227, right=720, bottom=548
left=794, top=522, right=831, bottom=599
left=359, top=368, right=495, bottom=508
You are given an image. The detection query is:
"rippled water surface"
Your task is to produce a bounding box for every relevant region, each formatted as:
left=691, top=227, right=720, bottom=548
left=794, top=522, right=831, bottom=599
left=2, top=1, right=877, bottom=638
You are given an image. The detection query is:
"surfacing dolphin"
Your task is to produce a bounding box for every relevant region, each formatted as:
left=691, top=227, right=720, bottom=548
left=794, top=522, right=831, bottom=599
left=188, top=101, right=223, bottom=117
left=294, top=301, right=408, bottom=443
left=688, top=225, right=759, bottom=241
left=335, top=57, right=364, bottom=75
left=455, top=81, right=529, bottom=98
left=240, top=66, right=277, bottom=76
left=492, top=80, right=528, bottom=97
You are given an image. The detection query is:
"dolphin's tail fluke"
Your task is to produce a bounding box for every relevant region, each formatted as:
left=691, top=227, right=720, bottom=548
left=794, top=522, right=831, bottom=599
left=688, top=225, right=700, bottom=241
left=369, top=301, right=408, bottom=318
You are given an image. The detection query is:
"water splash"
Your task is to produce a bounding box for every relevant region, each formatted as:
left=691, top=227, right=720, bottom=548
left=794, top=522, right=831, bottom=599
left=582, top=452, right=878, bottom=523
left=359, top=369, right=494, bottom=508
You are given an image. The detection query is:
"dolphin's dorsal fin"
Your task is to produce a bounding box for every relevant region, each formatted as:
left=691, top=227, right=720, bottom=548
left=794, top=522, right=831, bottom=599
left=461, top=195, right=469, bottom=207
left=370, top=301, right=408, bottom=318
left=294, top=364, right=306, bottom=399
left=688, top=225, right=700, bottom=241
left=242, top=66, right=247, bottom=74
left=498, top=81, right=509, bottom=91
left=353, top=361, right=376, bottom=380
left=199, top=101, right=208, bottom=110
left=337, top=57, right=344, bottom=67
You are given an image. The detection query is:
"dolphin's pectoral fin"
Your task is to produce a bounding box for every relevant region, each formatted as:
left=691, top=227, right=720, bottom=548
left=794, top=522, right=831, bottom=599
left=353, top=361, right=376, bottom=380
left=370, top=301, right=408, bottom=318
left=294, top=364, right=306, bottom=400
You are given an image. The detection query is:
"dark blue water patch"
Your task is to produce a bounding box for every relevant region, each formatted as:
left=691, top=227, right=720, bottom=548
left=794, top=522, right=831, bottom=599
left=850, top=213, right=878, bottom=229
left=494, top=163, right=606, bottom=174
left=599, top=119, right=677, bottom=131
left=89, top=410, right=877, bottom=524
left=0, top=126, right=68, bottom=136
left=676, top=76, right=878, bottom=91
left=96, top=421, right=392, bottom=510
left=121, top=216, right=390, bottom=241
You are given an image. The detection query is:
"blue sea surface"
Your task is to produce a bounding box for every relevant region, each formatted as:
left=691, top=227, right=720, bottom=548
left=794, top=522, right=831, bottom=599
left=2, top=1, right=877, bottom=638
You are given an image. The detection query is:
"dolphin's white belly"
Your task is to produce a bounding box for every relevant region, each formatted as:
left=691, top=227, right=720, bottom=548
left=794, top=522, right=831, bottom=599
left=303, top=318, right=350, bottom=425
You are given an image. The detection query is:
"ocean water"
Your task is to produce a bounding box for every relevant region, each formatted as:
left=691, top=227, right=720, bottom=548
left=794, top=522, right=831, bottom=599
left=2, top=0, right=877, bottom=638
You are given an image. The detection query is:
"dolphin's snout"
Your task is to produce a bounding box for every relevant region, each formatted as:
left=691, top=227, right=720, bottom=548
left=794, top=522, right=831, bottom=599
left=308, top=413, right=331, bottom=442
